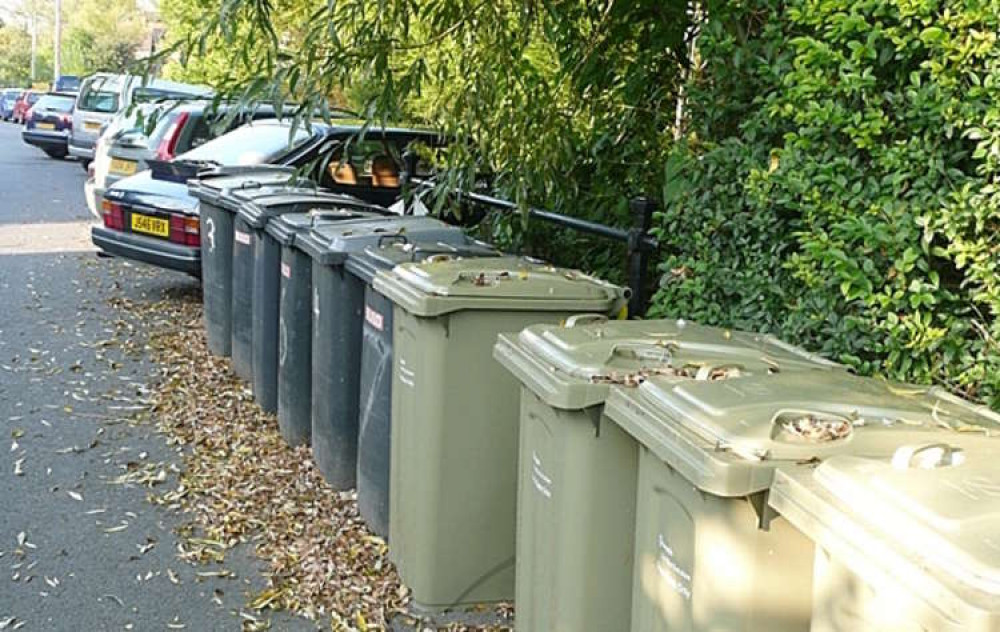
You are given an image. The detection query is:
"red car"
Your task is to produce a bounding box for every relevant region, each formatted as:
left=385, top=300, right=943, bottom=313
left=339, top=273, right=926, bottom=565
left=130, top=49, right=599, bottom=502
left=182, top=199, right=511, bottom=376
left=12, top=90, right=40, bottom=124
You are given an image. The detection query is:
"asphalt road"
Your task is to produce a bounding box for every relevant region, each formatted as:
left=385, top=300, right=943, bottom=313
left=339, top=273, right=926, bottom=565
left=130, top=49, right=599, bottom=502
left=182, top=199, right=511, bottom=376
left=0, top=121, right=318, bottom=631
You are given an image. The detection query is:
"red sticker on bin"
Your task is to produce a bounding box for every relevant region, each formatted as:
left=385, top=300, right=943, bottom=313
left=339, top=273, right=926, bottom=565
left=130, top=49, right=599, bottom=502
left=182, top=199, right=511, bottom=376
left=365, top=305, right=384, bottom=331
left=234, top=230, right=251, bottom=245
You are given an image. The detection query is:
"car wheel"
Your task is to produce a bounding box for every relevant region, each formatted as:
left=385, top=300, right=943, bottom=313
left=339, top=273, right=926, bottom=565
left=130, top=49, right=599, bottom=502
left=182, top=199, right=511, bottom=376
left=80, top=159, right=91, bottom=172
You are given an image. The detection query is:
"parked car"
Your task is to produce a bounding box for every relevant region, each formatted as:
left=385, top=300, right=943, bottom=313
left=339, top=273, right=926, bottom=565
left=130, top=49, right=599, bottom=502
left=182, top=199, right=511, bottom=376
left=52, top=75, right=81, bottom=94
left=69, top=73, right=212, bottom=168
left=92, top=120, right=444, bottom=274
left=21, top=92, right=76, bottom=159
left=86, top=100, right=278, bottom=215
left=0, top=89, right=24, bottom=121
left=12, top=90, right=40, bottom=124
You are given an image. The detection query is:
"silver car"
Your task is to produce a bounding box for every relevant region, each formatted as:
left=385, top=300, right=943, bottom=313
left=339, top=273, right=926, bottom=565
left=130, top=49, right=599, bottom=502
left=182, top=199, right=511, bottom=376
left=69, top=73, right=211, bottom=168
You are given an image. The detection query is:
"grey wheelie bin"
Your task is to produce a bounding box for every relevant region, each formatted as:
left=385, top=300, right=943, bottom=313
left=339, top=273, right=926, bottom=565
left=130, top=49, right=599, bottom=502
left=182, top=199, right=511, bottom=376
left=239, top=192, right=389, bottom=412
left=265, top=211, right=373, bottom=446
left=373, top=258, right=628, bottom=609
left=492, top=318, right=843, bottom=632
left=296, top=218, right=472, bottom=490
left=770, top=429, right=1000, bottom=632
left=603, top=369, right=1000, bottom=632
left=188, top=165, right=301, bottom=357
left=346, top=240, right=501, bottom=538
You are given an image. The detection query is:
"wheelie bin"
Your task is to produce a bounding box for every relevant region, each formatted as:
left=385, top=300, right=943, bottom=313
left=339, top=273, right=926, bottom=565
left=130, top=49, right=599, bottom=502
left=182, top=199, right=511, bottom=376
left=769, top=397, right=1000, bottom=631
left=493, top=317, right=842, bottom=632
left=296, top=218, right=473, bottom=490
left=603, top=369, right=1000, bottom=632
left=346, top=239, right=501, bottom=538
left=265, top=211, right=362, bottom=446
left=238, top=192, right=389, bottom=411
left=188, top=165, right=302, bottom=357
left=372, top=258, right=628, bottom=609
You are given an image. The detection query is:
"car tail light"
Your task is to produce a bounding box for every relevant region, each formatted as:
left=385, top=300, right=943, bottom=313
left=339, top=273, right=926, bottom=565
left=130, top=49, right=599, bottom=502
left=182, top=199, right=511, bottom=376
left=59, top=113, right=72, bottom=125
left=169, top=215, right=200, bottom=246
left=155, top=112, right=190, bottom=161
left=101, top=199, right=125, bottom=231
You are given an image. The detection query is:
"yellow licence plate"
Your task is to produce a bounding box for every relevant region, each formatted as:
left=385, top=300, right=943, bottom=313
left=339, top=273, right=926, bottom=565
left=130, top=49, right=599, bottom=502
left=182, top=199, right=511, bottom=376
left=110, top=158, right=137, bottom=175
left=36, top=122, right=55, bottom=130
left=131, top=213, right=170, bottom=238
left=84, top=121, right=101, bottom=132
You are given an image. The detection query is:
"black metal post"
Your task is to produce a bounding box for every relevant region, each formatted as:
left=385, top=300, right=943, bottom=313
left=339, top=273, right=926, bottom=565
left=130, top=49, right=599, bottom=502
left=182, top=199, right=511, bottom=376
left=627, top=196, right=657, bottom=318
left=399, top=151, right=420, bottom=214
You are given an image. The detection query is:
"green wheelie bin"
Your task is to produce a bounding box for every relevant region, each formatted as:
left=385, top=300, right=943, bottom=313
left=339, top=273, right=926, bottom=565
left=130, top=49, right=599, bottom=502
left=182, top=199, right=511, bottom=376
left=769, top=400, right=1000, bottom=631
left=494, top=317, right=842, bottom=632
left=604, top=369, right=1000, bottom=632
left=373, top=258, right=627, bottom=609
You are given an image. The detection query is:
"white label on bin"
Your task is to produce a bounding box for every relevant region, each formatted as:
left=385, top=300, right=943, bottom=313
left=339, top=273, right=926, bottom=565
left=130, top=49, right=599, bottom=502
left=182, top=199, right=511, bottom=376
left=656, top=534, right=692, bottom=600
left=365, top=305, right=384, bottom=331
left=234, top=230, right=251, bottom=245
left=399, top=358, right=415, bottom=388
left=530, top=451, right=552, bottom=499
left=313, top=287, right=320, bottom=318
left=281, top=262, right=291, bottom=279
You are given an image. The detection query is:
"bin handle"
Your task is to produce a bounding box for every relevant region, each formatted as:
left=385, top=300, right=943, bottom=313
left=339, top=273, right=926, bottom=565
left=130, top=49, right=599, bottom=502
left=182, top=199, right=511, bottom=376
left=377, top=234, right=409, bottom=247
left=237, top=180, right=263, bottom=190
left=891, top=443, right=962, bottom=470
left=607, top=342, right=674, bottom=365
left=564, top=314, right=607, bottom=328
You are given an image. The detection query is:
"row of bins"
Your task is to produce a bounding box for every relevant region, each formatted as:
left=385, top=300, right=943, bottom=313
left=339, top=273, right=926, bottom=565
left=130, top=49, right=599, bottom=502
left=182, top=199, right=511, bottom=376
left=189, top=174, right=1000, bottom=630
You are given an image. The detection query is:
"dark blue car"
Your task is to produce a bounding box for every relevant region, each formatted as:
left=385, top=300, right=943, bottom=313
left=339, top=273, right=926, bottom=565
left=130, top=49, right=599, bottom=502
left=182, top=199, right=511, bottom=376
left=21, top=92, right=76, bottom=159
left=0, top=89, right=23, bottom=121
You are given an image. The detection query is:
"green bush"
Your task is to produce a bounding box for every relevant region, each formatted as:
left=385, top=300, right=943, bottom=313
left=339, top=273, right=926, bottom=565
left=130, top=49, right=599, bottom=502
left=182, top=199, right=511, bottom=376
left=650, top=0, right=1000, bottom=408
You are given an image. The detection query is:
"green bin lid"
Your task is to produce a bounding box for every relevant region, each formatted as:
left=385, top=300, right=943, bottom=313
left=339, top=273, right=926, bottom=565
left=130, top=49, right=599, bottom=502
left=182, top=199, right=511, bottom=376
left=494, top=318, right=843, bottom=411
left=237, top=190, right=387, bottom=229
left=345, top=239, right=500, bottom=284
left=769, top=441, right=1000, bottom=628
left=604, top=369, right=1000, bottom=496
left=295, top=216, right=466, bottom=265
left=373, top=257, right=628, bottom=317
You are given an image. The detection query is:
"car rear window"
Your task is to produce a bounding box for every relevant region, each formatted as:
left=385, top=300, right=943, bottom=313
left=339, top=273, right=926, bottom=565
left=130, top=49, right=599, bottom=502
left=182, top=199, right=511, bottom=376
left=78, top=78, right=120, bottom=113
left=180, top=123, right=314, bottom=165
left=34, top=95, right=75, bottom=112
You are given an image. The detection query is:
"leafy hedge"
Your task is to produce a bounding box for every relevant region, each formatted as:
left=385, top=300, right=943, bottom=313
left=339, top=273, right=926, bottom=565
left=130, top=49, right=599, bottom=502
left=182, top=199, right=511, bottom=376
left=650, top=0, right=1000, bottom=408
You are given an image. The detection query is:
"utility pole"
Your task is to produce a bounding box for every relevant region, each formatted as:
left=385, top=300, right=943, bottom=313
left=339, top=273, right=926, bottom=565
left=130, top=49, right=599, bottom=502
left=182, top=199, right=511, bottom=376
left=54, top=0, right=62, bottom=81
left=30, top=10, right=37, bottom=82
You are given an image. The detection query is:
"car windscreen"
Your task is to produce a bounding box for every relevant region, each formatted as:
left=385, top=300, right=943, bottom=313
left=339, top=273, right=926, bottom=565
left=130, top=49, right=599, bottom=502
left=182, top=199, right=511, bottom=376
left=34, top=95, right=75, bottom=112
left=26, top=93, right=40, bottom=104
left=55, top=77, right=81, bottom=92
left=77, top=79, right=120, bottom=113
left=179, top=123, right=314, bottom=165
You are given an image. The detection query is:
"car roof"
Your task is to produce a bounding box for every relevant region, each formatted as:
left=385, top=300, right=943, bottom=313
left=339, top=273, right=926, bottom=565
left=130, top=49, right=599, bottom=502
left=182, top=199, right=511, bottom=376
left=250, top=117, right=443, bottom=140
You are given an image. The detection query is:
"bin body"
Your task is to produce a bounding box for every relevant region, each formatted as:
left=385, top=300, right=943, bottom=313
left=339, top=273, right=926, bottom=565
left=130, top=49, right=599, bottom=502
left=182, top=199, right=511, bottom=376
left=243, top=194, right=386, bottom=411
left=374, top=258, right=627, bottom=609
left=188, top=167, right=300, bottom=357
left=604, top=370, right=1000, bottom=632
left=300, top=219, right=471, bottom=489
left=769, top=439, right=1000, bottom=632
left=347, top=241, right=500, bottom=538
left=493, top=318, right=842, bottom=632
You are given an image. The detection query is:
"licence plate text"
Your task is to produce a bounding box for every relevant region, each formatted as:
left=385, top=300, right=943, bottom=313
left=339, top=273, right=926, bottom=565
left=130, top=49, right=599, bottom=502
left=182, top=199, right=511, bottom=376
left=131, top=213, right=170, bottom=238
left=36, top=122, right=55, bottom=130
left=110, top=158, right=137, bottom=175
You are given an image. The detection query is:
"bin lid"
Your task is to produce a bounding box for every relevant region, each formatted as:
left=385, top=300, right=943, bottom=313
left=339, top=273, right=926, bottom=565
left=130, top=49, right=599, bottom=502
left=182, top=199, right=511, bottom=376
left=494, top=318, right=843, bottom=411
left=237, top=190, right=387, bottom=228
left=604, top=369, right=1000, bottom=496
left=373, top=257, right=627, bottom=317
left=265, top=209, right=381, bottom=246
left=187, top=167, right=305, bottom=209
left=770, top=444, right=1000, bottom=625
left=295, top=216, right=466, bottom=266
left=345, top=239, right=501, bottom=284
